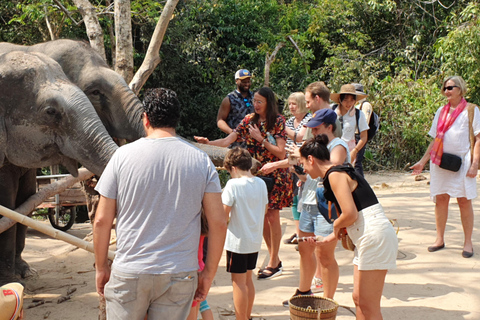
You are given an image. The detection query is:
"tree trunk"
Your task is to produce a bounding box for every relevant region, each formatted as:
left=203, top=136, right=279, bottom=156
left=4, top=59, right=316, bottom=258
left=264, top=42, right=285, bottom=87
left=105, top=0, right=116, bottom=68
left=114, top=0, right=134, bottom=82
left=0, top=168, right=94, bottom=234
left=72, top=0, right=107, bottom=62
left=129, top=0, right=180, bottom=95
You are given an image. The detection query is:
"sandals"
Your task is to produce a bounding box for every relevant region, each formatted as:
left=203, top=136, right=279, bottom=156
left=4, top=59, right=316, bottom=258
left=283, top=233, right=298, bottom=245
left=257, top=261, right=282, bottom=279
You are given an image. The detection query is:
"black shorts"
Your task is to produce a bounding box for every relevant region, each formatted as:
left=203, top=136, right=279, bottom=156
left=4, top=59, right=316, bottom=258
left=226, top=251, right=258, bottom=274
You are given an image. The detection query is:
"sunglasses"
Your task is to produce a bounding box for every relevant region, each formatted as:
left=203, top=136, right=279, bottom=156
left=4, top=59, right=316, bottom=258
left=444, top=86, right=458, bottom=91
left=244, top=98, right=251, bottom=107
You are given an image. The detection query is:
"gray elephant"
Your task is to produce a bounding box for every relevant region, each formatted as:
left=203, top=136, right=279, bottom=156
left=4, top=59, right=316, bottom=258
left=0, top=39, right=144, bottom=141
left=0, top=51, right=118, bottom=285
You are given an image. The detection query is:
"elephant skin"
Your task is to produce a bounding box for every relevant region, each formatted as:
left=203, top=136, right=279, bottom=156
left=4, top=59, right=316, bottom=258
left=0, top=39, right=145, bottom=141
left=0, top=51, right=118, bottom=285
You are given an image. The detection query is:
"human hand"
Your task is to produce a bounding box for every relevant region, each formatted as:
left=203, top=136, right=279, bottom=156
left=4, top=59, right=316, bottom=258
left=286, top=144, right=300, bottom=159
left=260, top=162, right=277, bottom=175
left=318, top=232, right=337, bottom=245
left=95, top=266, right=111, bottom=297
left=350, top=148, right=358, bottom=162
left=194, top=136, right=210, bottom=144
left=248, top=124, right=263, bottom=142
left=466, top=165, right=478, bottom=178
left=194, top=270, right=213, bottom=302
left=409, top=161, right=425, bottom=175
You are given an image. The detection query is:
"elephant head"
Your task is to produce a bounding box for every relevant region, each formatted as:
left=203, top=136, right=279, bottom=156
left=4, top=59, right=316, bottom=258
left=0, top=40, right=145, bottom=141
left=0, top=51, right=118, bottom=176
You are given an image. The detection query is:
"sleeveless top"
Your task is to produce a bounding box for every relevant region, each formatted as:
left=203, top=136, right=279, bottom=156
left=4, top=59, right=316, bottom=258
left=323, top=164, right=378, bottom=213
left=226, top=90, right=254, bottom=129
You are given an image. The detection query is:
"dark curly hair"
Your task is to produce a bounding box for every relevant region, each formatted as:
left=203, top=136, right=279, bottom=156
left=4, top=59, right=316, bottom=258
left=224, top=147, right=253, bottom=172
left=300, top=134, right=330, bottom=161
left=142, top=88, right=181, bottom=128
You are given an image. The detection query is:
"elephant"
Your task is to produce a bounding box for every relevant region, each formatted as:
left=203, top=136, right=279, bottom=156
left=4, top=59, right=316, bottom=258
left=0, top=51, right=118, bottom=285
left=0, top=40, right=227, bottom=165
left=0, top=39, right=145, bottom=141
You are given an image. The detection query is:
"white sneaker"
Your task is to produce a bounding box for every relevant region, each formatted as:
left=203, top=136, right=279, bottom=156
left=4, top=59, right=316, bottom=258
left=311, top=277, right=323, bottom=292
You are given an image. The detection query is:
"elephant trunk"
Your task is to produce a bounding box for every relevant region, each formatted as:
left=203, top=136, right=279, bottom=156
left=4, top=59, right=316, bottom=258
left=57, top=87, right=118, bottom=176
left=117, top=84, right=145, bottom=141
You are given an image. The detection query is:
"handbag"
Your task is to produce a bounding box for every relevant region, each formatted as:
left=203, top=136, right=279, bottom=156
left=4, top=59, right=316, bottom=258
left=439, top=153, right=462, bottom=172
left=315, top=187, right=338, bottom=224
left=258, top=176, right=274, bottom=193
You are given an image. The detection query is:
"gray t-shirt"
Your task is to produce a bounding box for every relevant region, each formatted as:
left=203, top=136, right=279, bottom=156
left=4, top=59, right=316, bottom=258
left=95, top=137, right=221, bottom=274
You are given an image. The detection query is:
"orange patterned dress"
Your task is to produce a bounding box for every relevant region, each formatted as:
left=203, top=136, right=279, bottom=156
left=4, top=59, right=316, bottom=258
left=234, top=114, right=293, bottom=210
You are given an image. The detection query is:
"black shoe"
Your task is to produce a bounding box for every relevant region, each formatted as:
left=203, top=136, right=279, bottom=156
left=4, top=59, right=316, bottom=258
left=427, top=243, right=445, bottom=252
left=462, top=250, right=474, bottom=258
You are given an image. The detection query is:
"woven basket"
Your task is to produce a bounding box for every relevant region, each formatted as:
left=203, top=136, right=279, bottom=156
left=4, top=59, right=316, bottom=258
left=289, top=295, right=339, bottom=320
left=341, top=233, right=355, bottom=251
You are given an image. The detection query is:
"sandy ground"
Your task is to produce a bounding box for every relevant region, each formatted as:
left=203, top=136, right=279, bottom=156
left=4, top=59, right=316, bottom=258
left=21, top=171, right=480, bottom=320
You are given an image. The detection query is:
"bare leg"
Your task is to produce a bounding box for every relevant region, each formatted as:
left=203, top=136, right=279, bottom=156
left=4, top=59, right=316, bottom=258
left=317, top=239, right=338, bottom=299
left=352, top=266, right=387, bottom=320
left=186, top=304, right=199, bottom=320
left=232, top=272, right=250, bottom=320
left=314, top=246, right=322, bottom=279
left=246, top=270, right=255, bottom=319
left=265, top=209, right=281, bottom=268
left=457, top=197, right=474, bottom=252
left=298, top=230, right=316, bottom=292
left=432, top=194, right=450, bottom=247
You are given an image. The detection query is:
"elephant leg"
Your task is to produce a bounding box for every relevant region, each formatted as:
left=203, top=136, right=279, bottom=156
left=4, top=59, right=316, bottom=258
left=15, top=168, right=37, bottom=278
left=0, top=163, right=22, bottom=285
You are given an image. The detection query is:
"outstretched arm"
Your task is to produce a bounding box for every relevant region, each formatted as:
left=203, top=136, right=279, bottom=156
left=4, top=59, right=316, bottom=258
left=410, top=140, right=434, bottom=175
left=194, top=132, right=238, bottom=148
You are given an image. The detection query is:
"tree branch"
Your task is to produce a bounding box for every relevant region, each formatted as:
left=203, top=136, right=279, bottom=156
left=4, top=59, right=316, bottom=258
left=264, top=42, right=285, bottom=87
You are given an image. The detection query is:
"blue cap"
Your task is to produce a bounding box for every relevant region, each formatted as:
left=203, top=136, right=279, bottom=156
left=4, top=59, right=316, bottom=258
left=235, top=69, right=251, bottom=80
left=305, top=109, right=337, bottom=128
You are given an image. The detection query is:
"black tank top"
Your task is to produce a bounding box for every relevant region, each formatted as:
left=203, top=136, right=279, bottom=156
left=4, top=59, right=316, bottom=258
left=323, top=164, right=378, bottom=213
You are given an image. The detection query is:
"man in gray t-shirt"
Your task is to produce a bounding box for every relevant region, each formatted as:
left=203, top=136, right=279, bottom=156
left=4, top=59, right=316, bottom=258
left=93, top=88, right=227, bottom=320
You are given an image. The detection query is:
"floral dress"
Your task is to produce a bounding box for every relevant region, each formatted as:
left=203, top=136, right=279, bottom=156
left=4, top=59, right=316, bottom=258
left=234, top=113, right=293, bottom=210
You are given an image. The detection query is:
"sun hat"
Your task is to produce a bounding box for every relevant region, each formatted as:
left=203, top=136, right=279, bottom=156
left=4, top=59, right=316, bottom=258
left=351, top=83, right=367, bottom=95
left=235, top=69, right=251, bottom=80
left=330, top=84, right=367, bottom=103
left=305, top=108, right=337, bottom=128
left=0, top=282, right=24, bottom=320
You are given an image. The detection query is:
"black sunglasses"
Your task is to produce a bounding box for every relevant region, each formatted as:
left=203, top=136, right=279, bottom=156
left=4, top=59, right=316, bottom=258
left=444, top=86, right=458, bottom=91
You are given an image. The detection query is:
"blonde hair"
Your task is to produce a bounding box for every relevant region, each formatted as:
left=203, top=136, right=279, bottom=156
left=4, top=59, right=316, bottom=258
left=441, top=76, right=467, bottom=96
left=288, top=92, right=308, bottom=114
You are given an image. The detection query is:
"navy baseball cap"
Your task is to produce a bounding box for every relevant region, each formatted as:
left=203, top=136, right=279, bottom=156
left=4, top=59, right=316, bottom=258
left=235, top=69, right=252, bottom=80
left=305, top=108, right=337, bottom=128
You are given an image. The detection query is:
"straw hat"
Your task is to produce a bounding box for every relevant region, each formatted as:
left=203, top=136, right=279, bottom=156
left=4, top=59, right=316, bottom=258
left=330, top=84, right=367, bottom=103
left=0, top=282, right=24, bottom=320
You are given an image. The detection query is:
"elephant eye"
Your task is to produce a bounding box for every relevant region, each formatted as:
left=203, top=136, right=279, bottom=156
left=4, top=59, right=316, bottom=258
left=45, top=107, right=57, bottom=116
left=91, top=90, right=101, bottom=95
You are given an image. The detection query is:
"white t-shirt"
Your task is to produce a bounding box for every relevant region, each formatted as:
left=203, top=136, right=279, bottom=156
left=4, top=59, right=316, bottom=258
left=336, top=108, right=369, bottom=149
left=222, top=177, right=268, bottom=253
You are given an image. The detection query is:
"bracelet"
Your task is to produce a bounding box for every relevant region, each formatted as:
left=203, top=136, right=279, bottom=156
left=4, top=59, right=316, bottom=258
left=262, top=138, right=266, bottom=147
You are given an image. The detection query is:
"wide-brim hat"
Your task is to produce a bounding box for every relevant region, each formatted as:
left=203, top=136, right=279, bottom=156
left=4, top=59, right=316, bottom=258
left=330, top=84, right=367, bottom=103
left=0, top=282, right=24, bottom=320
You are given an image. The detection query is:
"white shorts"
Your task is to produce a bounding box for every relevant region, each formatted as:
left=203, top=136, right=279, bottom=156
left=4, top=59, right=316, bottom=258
left=347, top=203, right=398, bottom=271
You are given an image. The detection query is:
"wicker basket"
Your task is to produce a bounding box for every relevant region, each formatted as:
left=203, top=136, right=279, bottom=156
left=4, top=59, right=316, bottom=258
left=289, top=295, right=339, bottom=320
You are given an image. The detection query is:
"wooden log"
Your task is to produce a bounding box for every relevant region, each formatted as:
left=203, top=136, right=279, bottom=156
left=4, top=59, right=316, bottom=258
left=0, top=168, right=94, bottom=233
left=0, top=203, right=115, bottom=260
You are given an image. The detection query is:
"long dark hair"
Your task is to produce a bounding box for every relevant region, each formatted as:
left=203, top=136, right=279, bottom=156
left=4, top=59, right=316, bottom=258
left=251, top=87, right=279, bottom=132
left=300, top=134, right=330, bottom=161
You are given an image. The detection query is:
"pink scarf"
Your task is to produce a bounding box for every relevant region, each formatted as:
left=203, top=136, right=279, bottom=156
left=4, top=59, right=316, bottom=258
left=430, top=98, right=467, bottom=165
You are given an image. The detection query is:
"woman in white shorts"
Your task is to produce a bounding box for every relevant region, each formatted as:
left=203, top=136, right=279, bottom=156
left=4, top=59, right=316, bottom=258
left=299, top=134, right=397, bottom=320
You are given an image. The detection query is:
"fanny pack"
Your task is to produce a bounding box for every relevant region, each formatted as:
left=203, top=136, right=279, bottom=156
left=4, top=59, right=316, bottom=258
left=259, top=176, right=274, bottom=193
left=439, top=153, right=462, bottom=172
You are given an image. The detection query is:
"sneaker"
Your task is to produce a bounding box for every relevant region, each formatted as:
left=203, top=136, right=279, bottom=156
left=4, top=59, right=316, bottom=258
left=283, top=233, right=298, bottom=244
left=311, top=277, right=323, bottom=293
left=282, top=289, right=313, bottom=307
left=258, top=261, right=282, bottom=279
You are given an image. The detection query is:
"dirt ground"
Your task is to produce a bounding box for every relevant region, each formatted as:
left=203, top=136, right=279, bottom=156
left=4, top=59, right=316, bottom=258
left=21, top=171, right=480, bottom=320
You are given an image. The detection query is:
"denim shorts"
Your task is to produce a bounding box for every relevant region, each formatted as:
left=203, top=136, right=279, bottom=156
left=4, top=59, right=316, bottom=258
left=105, top=268, right=197, bottom=320
left=299, top=204, right=333, bottom=237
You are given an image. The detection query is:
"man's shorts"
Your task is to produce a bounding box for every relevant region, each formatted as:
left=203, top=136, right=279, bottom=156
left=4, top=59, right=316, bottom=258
left=226, top=251, right=258, bottom=274
left=299, top=204, right=333, bottom=237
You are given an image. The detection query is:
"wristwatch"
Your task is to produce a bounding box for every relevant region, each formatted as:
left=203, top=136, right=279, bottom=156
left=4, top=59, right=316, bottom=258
left=262, top=138, right=267, bottom=147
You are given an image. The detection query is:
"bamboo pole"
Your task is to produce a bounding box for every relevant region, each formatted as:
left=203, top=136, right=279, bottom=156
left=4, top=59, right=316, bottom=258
left=0, top=204, right=115, bottom=260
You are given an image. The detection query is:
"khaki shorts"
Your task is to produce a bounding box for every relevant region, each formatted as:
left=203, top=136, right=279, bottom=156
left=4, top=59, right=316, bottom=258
left=105, top=269, right=197, bottom=319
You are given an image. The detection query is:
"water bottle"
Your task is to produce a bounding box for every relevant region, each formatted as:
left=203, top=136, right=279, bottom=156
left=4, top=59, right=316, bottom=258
left=266, top=132, right=277, bottom=146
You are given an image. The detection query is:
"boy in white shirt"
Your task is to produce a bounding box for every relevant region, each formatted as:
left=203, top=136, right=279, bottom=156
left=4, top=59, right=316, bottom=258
left=222, top=147, right=269, bottom=320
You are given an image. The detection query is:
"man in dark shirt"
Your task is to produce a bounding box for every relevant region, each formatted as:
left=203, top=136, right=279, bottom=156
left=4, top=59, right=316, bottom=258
left=217, top=69, right=254, bottom=141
